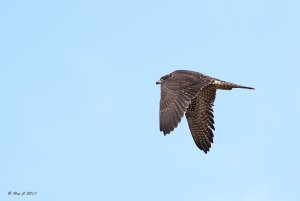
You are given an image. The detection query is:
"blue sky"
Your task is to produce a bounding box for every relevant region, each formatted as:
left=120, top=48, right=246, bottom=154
left=1, top=0, right=300, bottom=200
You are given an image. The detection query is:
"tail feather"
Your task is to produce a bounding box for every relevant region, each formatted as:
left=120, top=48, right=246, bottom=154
left=213, top=80, right=255, bottom=90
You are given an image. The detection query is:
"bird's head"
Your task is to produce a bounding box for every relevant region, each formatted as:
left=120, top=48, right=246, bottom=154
left=156, top=73, right=172, bottom=85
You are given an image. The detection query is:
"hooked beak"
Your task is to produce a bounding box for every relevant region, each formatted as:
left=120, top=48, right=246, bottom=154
left=156, top=80, right=161, bottom=85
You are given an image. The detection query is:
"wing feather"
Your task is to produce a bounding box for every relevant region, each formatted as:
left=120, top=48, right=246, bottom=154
left=185, top=86, right=216, bottom=153
left=159, top=73, right=211, bottom=135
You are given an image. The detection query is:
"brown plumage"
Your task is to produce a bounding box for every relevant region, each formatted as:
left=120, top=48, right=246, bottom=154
left=156, top=70, right=254, bottom=154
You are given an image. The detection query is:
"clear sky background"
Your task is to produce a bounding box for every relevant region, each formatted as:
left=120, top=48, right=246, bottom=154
left=1, top=0, right=300, bottom=201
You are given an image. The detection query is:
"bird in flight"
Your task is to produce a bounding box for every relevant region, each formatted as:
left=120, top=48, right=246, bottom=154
left=156, top=70, right=254, bottom=154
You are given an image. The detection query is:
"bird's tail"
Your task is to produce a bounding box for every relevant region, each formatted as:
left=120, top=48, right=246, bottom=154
left=213, top=80, right=255, bottom=90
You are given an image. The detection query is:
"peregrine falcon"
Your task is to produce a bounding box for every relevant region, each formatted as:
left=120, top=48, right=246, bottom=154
left=156, top=70, right=254, bottom=154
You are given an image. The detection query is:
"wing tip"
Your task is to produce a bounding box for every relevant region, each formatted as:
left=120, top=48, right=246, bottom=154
left=201, top=148, right=209, bottom=154
left=160, top=127, right=172, bottom=135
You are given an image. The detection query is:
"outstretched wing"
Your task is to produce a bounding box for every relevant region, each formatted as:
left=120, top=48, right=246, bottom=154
left=185, top=86, right=216, bottom=153
left=159, top=73, right=211, bottom=134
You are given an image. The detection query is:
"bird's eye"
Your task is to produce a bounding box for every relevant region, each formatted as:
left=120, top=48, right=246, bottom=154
left=161, top=74, right=170, bottom=81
